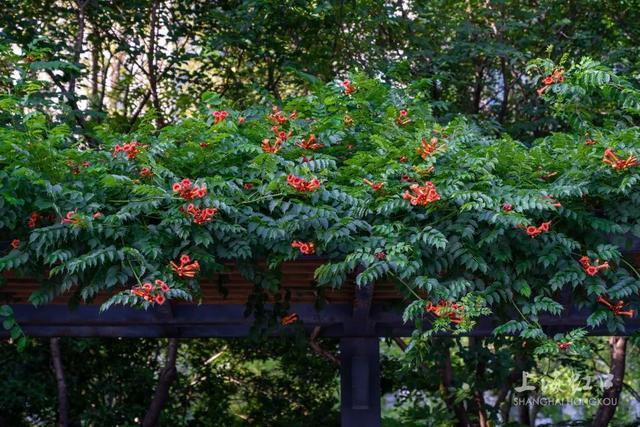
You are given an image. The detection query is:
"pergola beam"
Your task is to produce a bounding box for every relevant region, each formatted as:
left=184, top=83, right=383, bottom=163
left=3, top=303, right=640, bottom=338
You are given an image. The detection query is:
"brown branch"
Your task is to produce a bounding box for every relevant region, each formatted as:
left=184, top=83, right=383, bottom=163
left=309, top=326, right=340, bottom=366
left=472, top=63, right=484, bottom=114
left=440, top=339, right=471, bottom=427
left=50, top=338, right=69, bottom=427
left=127, top=42, right=188, bottom=128
left=147, top=0, right=164, bottom=128
left=593, top=336, right=627, bottom=426
left=494, top=348, right=527, bottom=419
left=394, top=337, right=470, bottom=426
left=519, top=400, right=531, bottom=426
left=470, top=338, right=488, bottom=427
left=45, top=69, right=99, bottom=146
left=90, top=32, right=99, bottom=103
left=98, top=52, right=114, bottom=112
left=498, top=57, right=510, bottom=124
left=68, top=0, right=88, bottom=95
left=393, top=337, right=407, bottom=351
left=142, top=338, right=179, bottom=427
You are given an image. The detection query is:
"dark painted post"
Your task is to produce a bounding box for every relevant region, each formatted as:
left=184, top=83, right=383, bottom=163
left=340, top=337, right=381, bottom=427
left=340, top=283, right=381, bottom=427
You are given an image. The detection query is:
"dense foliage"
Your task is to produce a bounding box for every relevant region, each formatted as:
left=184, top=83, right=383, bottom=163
left=2, top=2, right=640, bottom=425
left=3, top=0, right=640, bottom=139
left=2, top=55, right=640, bottom=350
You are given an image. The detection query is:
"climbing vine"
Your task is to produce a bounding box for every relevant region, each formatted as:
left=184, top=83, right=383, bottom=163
left=1, top=55, right=640, bottom=352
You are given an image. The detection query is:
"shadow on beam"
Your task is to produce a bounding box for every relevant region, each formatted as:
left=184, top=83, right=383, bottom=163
left=2, top=303, right=639, bottom=338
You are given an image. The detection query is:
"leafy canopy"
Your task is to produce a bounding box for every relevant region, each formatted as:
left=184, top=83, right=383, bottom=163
left=1, top=58, right=640, bottom=349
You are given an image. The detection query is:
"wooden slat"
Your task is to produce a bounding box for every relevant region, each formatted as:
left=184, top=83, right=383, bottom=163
left=1, top=259, right=407, bottom=305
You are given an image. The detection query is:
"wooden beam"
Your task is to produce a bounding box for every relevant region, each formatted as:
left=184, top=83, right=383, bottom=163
left=2, top=303, right=640, bottom=338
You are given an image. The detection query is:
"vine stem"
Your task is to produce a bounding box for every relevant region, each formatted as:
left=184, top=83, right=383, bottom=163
left=388, top=272, right=424, bottom=301
left=108, top=195, right=177, bottom=204
left=121, top=238, right=144, bottom=286
left=509, top=297, right=541, bottom=330
left=620, top=257, right=640, bottom=279
left=126, top=257, right=143, bottom=286
left=235, top=192, right=286, bottom=206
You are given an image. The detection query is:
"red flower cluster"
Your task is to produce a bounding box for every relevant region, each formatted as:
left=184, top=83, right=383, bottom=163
left=93, top=211, right=102, bottom=219
left=579, top=256, right=609, bottom=276
left=172, top=179, right=207, bottom=200
left=502, top=203, right=513, bottom=213
left=67, top=160, right=88, bottom=175
left=170, top=255, right=200, bottom=278
left=585, top=136, right=596, bottom=145
left=557, top=341, right=573, bottom=351
left=363, top=179, right=384, bottom=191
left=10, top=239, right=20, bottom=249
left=261, top=138, right=282, bottom=153
left=395, top=109, right=411, bottom=126
left=537, top=69, right=564, bottom=96
left=243, top=183, right=254, bottom=190
left=597, top=295, right=634, bottom=318
left=375, top=251, right=386, bottom=260
left=291, top=241, right=315, bottom=254
left=28, top=211, right=40, bottom=228
left=213, top=110, right=228, bottom=124
left=140, top=167, right=154, bottom=178
left=268, top=106, right=296, bottom=124
left=417, top=137, right=443, bottom=159
left=112, top=141, right=145, bottom=159
left=544, top=194, right=561, bottom=208
left=296, top=134, right=323, bottom=150
left=132, top=279, right=170, bottom=305
left=281, top=313, right=299, bottom=325
left=403, top=181, right=441, bottom=206
left=287, top=174, right=320, bottom=192
left=60, top=210, right=82, bottom=225
left=399, top=155, right=408, bottom=163
left=525, top=221, right=551, bottom=238
left=425, top=300, right=464, bottom=324
left=272, top=126, right=293, bottom=141
left=238, top=116, right=246, bottom=125
left=603, top=148, right=638, bottom=171
left=185, top=204, right=218, bottom=224
left=341, top=79, right=355, bottom=95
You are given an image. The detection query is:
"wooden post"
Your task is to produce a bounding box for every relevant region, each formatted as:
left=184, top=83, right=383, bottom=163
left=340, top=337, right=381, bottom=427
left=340, top=282, right=380, bottom=426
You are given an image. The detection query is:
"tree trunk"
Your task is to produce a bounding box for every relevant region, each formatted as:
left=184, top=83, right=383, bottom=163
left=472, top=63, right=484, bottom=114
left=50, top=338, right=69, bottom=427
left=440, top=339, right=471, bottom=427
left=518, top=399, right=530, bottom=426
left=142, top=338, right=179, bottom=427
left=494, top=348, right=527, bottom=422
left=498, top=57, right=510, bottom=124
left=147, top=0, right=165, bottom=128
left=68, top=0, right=87, bottom=96
left=593, top=336, right=627, bottom=426
left=471, top=338, right=488, bottom=427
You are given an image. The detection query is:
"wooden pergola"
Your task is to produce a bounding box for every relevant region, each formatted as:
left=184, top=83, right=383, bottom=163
left=3, top=258, right=640, bottom=426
